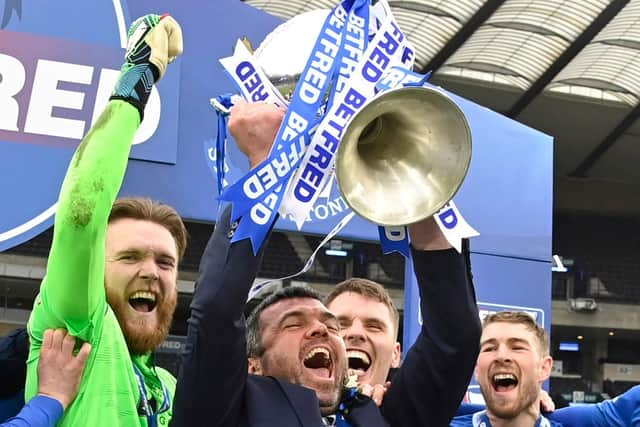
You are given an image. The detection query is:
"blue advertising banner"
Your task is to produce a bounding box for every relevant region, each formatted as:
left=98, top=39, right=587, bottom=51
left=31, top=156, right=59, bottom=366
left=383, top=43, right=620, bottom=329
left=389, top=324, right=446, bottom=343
left=403, top=254, right=552, bottom=351
left=0, top=0, right=181, bottom=249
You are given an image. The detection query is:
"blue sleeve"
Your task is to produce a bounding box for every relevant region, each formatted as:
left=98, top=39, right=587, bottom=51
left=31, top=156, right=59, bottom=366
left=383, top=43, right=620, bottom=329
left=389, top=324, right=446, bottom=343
left=450, top=414, right=474, bottom=426
left=0, top=396, right=63, bottom=427
left=456, top=403, right=485, bottom=416
left=381, top=248, right=482, bottom=426
left=601, top=385, right=640, bottom=427
left=0, top=393, right=25, bottom=422
left=547, top=405, right=599, bottom=427
left=548, top=385, right=640, bottom=427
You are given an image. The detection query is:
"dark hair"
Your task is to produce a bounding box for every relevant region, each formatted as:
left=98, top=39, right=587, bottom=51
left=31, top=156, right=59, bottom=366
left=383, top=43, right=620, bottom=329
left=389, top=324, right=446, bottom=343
left=246, top=286, right=323, bottom=358
left=325, top=278, right=400, bottom=337
left=483, top=311, right=549, bottom=356
left=108, top=197, right=188, bottom=260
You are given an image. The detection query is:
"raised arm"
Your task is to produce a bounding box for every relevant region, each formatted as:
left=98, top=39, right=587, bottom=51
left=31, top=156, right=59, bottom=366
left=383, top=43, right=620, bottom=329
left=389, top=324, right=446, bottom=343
left=382, top=218, right=481, bottom=426
left=40, top=100, right=139, bottom=332
left=171, top=100, right=281, bottom=426
left=36, top=15, right=183, bottom=337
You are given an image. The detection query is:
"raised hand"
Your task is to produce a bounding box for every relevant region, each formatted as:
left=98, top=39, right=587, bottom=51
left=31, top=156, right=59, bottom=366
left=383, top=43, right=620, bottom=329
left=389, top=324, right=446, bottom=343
left=408, top=216, right=451, bottom=251
left=110, top=14, right=183, bottom=120
left=227, top=99, right=286, bottom=169
left=539, top=388, right=556, bottom=412
left=359, top=382, right=391, bottom=407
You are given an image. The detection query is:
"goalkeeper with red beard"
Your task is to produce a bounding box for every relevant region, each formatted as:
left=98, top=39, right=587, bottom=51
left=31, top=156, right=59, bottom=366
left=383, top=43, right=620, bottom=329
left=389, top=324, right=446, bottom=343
left=25, top=13, right=185, bottom=427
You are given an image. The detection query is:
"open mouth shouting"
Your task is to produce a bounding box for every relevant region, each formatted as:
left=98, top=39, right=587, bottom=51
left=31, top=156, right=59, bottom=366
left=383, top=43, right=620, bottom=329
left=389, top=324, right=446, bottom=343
left=492, top=372, right=519, bottom=393
left=128, top=291, right=157, bottom=313
left=347, top=349, right=371, bottom=378
left=303, top=346, right=334, bottom=380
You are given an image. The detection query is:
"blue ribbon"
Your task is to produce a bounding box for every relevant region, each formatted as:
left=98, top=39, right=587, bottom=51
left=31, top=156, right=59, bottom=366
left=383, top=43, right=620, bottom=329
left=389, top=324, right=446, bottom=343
left=374, top=66, right=432, bottom=94
left=220, top=0, right=366, bottom=253
left=378, top=226, right=411, bottom=258
left=227, top=128, right=312, bottom=253
left=213, top=94, right=234, bottom=196
left=133, top=364, right=170, bottom=427
left=219, top=0, right=352, bottom=210
left=336, top=387, right=358, bottom=427
left=230, top=0, right=372, bottom=253
left=216, top=0, right=429, bottom=256
left=327, top=0, right=370, bottom=108
left=403, top=70, right=432, bottom=87
left=336, top=414, right=353, bottom=427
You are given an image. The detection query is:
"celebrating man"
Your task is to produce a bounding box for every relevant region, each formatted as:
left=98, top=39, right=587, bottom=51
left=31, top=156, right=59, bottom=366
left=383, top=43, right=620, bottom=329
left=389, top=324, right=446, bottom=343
left=25, top=14, right=185, bottom=426
left=324, top=229, right=475, bottom=395
left=454, top=311, right=640, bottom=427
left=325, top=277, right=401, bottom=402
left=172, top=100, right=481, bottom=426
left=452, top=311, right=560, bottom=427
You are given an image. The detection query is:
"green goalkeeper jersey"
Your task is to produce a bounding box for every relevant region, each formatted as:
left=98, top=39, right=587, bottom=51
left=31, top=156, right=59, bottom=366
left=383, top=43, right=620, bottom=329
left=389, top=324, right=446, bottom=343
left=25, top=101, right=175, bottom=426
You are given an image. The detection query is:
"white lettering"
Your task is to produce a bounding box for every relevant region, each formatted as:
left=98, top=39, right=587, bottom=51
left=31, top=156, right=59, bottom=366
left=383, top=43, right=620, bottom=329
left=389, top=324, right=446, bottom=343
left=271, top=152, right=290, bottom=177
left=328, top=7, right=346, bottom=30
left=257, top=164, right=278, bottom=192
left=327, top=198, right=345, bottom=216
left=309, top=51, right=334, bottom=74
left=243, top=174, right=265, bottom=199
left=0, top=53, right=25, bottom=131
left=24, top=59, right=93, bottom=139
left=384, top=226, right=406, bottom=242
left=315, top=204, right=328, bottom=220
left=250, top=193, right=278, bottom=225
left=299, top=81, right=321, bottom=104
left=348, top=12, right=365, bottom=28
left=243, top=163, right=281, bottom=199
left=281, top=111, right=308, bottom=141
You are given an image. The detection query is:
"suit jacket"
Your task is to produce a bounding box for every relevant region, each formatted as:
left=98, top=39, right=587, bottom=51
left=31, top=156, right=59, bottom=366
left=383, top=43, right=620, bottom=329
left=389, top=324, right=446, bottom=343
left=171, top=207, right=481, bottom=427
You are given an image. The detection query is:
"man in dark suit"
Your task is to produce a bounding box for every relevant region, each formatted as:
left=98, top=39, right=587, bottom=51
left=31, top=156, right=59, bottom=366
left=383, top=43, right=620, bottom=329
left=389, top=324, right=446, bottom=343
left=171, top=100, right=481, bottom=426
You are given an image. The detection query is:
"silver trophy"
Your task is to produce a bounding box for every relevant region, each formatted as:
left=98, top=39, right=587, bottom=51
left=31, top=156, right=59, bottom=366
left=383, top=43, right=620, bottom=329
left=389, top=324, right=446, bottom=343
left=245, top=9, right=472, bottom=226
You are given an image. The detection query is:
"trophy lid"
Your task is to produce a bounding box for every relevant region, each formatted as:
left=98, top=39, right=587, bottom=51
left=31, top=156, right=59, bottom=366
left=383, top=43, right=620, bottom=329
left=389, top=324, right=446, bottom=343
left=253, top=9, right=330, bottom=96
